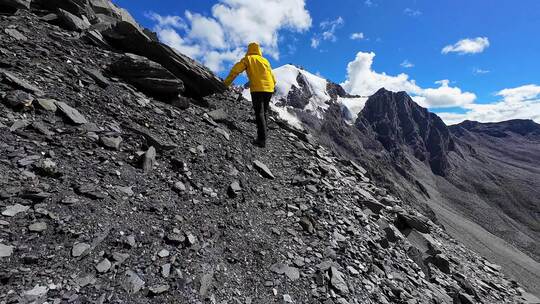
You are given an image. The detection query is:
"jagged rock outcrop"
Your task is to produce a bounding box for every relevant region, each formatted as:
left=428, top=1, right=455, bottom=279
left=356, top=88, right=455, bottom=176
left=109, top=53, right=185, bottom=100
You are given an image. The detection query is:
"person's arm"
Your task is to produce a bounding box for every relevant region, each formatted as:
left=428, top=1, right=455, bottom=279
left=224, top=59, right=246, bottom=87
left=271, top=70, right=277, bottom=88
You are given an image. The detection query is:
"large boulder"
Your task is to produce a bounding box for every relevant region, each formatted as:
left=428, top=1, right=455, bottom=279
left=109, top=53, right=184, bottom=100
left=57, top=8, right=91, bottom=31
left=103, top=21, right=226, bottom=99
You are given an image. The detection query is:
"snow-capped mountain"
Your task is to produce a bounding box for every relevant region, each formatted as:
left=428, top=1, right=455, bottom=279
left=243, top=64, right=367, bottom=126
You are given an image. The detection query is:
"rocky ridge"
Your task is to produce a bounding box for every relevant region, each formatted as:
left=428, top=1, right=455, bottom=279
left=0, top=1, right=539, bottom=304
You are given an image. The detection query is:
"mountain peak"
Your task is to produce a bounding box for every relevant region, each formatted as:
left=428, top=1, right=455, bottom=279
left=357, top=89, right=454, bottom=176
left=451, top=119, right=540, bottom=137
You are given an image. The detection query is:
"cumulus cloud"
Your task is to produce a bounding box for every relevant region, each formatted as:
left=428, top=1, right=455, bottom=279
left=350, top=32, right=365, bottom=40
left=400, top=60, right=414, bottom=68
left=438, top=85, right=540, bottom=125
left=342, top=51, right=476, bottom=108
left=148, top=0, right=312, bottom=72
left=404, top=8, right=422, bottom=17
left=442, top=37, right=490, bottom=55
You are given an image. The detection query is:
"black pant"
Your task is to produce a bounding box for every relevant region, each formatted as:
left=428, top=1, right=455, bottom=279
left=251, top=92, right=273, bottom=142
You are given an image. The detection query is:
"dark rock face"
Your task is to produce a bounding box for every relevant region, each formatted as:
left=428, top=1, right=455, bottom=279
left=0, top=0, right=30, bottom=13
left=277, top=72, right=312, bottom=109
left=102, top=21, right=226, bottom=98
left=326, top=81, right=347, bottom=100
left=356, top=88, right=455, bottom=176
left=109, top=53, right=184, bottom=100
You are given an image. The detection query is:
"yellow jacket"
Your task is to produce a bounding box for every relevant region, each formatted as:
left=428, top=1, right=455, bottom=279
left=224, top=43, right=276, bottom=93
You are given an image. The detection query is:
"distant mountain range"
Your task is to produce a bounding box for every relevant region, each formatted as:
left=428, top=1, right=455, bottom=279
left=266, top=66, right=540, bottom=294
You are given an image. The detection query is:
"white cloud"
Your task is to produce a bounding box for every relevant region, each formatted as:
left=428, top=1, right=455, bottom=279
left=342, top=51, right=476, bottom=108
left=438, top=85, right=540, bottom=125
left=350, top=32, right=365, bottom=40
left=404, top=8, right=422, bottom=17
left=311, top=38, right=320, bottom=49
left=400, top=60, right=414, bottom=68
left=365, top=0, right=375, bottom=7
left=147, top=0, right=312, bottom=72
left=473, top=67, right=490, bottom=75
left=442, top=37, right=490, bottom=55
left=318, top=17, right=344, bottom=43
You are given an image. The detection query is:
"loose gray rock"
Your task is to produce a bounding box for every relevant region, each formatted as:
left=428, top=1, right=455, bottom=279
left=122, top=270, right=145, bottom=294
left=72, top=243, right=90, bottom=257
left=5, top=28, right=27, bottom=41
left=142, top=146, right=156, bottom=172
left=100, top=136, right=122, bottom=150
left=253, top=160, right=275, bottom=179
left=2, top=203, right=30, bottom=217
left=149, top=284, right=170, bottom=295
left=28, top=222, right=47, bottom=232
left=330, top=267, right=349, bottom=295
left=207, top=108, right=228, bottom=122
left=0, top=69, right=44, bottom=96
left=199, top=270, right=214, bottom=298
left=0, top=243, right=14, bottom=257
left=57, top=8, right=91, bottom=31
left=4, top=90, right=33, bottom=108
left=55, top=101, right=88, bottom=124
left=173, top=181, right=186, bottom=192
left=9, top=119, right=30, bottom=132
left=95, top=258, right=112, bottom=273
left=82, top=67, right=110, bottom=88
left=37, top=98, right=57, bottom=111
left=227, top=180, right=242, bottom=198
left=22, top=285, right=48, bottom=302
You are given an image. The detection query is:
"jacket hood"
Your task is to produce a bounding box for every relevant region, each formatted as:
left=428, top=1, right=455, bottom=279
left=246, top=42, right=262, bottom=56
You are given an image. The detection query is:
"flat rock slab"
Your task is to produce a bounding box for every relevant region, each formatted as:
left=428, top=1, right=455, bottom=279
left=0, top=243, right=14, bottom=257
left=72, top=243, right=90, bottom=257
left=37, top=98, right=58, bottom=111
left=57, top=8, right=90, bottom=31
left=100, top=136, right=122, bottom=150
left=207, top=108, right=228, bottom=122
left=122, top=270, right=145, bottom=294
left=2, top=203, right=30, bottom=217
left=82, top=67, right=110, bottom=88
left=28, top=222, right=47, bottom=232
left=0, top=69, right=44, bottom=96
left=55, top=101, right=88, bottom=124
left=253, top=160, right=275, bottom=179
left=95, top=258, right=112, bottom=273
left=4, top=28, right=27, bottom=41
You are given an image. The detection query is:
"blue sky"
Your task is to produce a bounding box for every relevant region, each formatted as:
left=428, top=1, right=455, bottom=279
left=112, top=0, right=540, bottom=124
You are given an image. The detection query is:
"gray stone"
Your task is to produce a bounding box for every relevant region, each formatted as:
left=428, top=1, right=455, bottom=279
left=215, top=127, right=230, bottom=140
left=142, top=146, right=156, bottom=172
left=100, top=136, right=122, bottom=150
left=161, top=263, right=171, bottom=278
left=82, top=67, right=110, bottom=88
left=396, top=213, right=432, bottom=234
left=149, top=284, right=170, bottom=295
left=208, top=108, right=228, bottom=122
left=0, top=69, right=43, bottom=96
left=227, top=180, right=242, bottom=198
left=55, top=101, right=88, bottom=124
left=22, top=285, right=48, bottom=302
left=28, top=222, right=47, bottom=232
left=2, top=203, right=30, bottom=217
left=173, top=181, right=186, bottom=192
left=330, top=267, right=349, bottom=295
left=157, top=249, right=169, bottom=258
left=57, top=8, right=91, bottom=31
left=5, top=28, right=27, bottom=41
left=253, top=160, right=275, bottom=179
left=270, top=263, right=300, bottom=281
left=122, top=270, right=145, bottom=294
left=9, top=119, right=30, bottom=132
left=363, top=199, right=386, bottom=214
left=109, top=53, right=184, bottom=99
left=72, top=242, right=90, bottom=257
left=95, top=258, right=112, bottom=273
left=116, top=186, right=134, bottom=196
left=75, top=274, right=96, bottom=287
left=199, top=270, right=214, bottom=298
left=0, top=243, right=14, bottom=257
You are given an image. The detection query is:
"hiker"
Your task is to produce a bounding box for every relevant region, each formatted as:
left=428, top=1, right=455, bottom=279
left=224, top=42, right=276, bottom=148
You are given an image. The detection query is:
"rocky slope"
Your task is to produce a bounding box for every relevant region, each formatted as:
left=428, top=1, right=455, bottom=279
left=1, top=1, right=539, bottom=304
